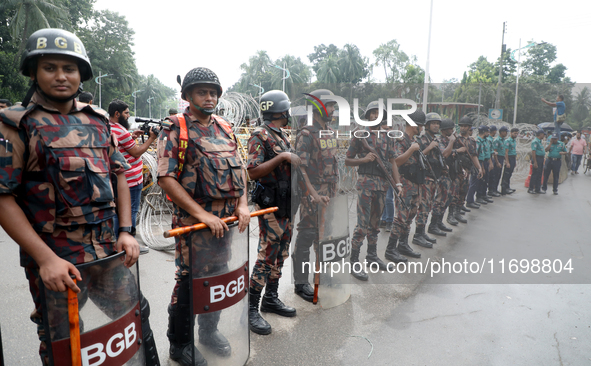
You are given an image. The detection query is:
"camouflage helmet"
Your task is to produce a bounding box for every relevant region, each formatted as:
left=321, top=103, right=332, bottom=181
left=440, top=118, right=455, bottom=130
left=260, top=90, right=290, bottom=114
left=365, top=100, right=386, bottom=120
left=180, top=67, right=222, bottom=101
left=408, top=110, right=426, bottom=126
left=305, top=89, right=336, bottom=122
left=458, top=116, right=473, bottom=126
left=20, top=28, right=92, bottom=81
left=425, top=112, right=442, bottom=124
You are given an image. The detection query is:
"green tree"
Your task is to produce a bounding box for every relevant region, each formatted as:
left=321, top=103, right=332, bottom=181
left=521, top=43, right=557, bottom=77
left=236, top=50, right=272, bottom=97
left=307, top=44, right=339, bottom=75
left=338, top=43, right=368, bottom=84
left=316, top=55, right=340, bottom=84
left=372, top=39, right=410, bottom=83
left=268, top=55, right=311, bottom=99
left=571, top=86, right=591, bottom=128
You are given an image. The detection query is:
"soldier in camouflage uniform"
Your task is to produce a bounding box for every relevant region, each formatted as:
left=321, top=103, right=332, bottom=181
left=453, top=116, right=483, bottom=211
left=345, top=101, right=402, bottom=280
left=158, top=67, right=250, bottom=366
left=0, top=29, right=160, bottom=365
left=293, top=89, right=339, bottom=302
left=247, top=90, right=297, bottom=335
left=429, top=118, right=462, bottom=237
left=412, top=112, right=445, bottom=249
left=385, top=110, right=426, bottom=261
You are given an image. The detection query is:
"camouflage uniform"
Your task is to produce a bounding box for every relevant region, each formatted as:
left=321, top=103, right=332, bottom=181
left=247, top=123, right=293, bottom=292
left=346, top=128, right=394, bottom=252
left=452, top=135, right=477, bottom=207
left=157, top=108, right=244, bottom=304
left=432, top=134, right=458, bottom=216
left=390, top=133, right=421, bottom=237
left=0, top=93, right=130, bottom=361
left=415, top=133, right=441, bottom=227
left=293, top=120, right=339, bottom=285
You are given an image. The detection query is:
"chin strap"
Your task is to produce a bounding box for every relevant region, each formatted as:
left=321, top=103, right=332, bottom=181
left=190, top=96, right=216, bottom=115
left=22, top=82, right=81, bottom=107
left=263, top=111, right=291, bottom=127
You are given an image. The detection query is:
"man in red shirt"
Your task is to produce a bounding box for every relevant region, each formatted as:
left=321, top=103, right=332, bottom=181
left=568, top=131, right=587, bottom=174
left=108, top=99, right=158, bottom=253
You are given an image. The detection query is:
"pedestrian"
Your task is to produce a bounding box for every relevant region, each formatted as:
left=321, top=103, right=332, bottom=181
left=247, top=90, right=297, bottom=335
left=487, top=125, right=502, bottom=197
left=500, top=127, right=518, bottom=195
left=78, top=91, right=93, bottom=104
left=345, top=101, right=401, bottom=280
left=528, top=130, right=547, bottom=194
left=158, top=67, right=250, bottom=366
left=292, top=89, right=339, bottom=301
left=455, top=117, right=483, bottom=211
left=385, top=110, right=427, bottom=261
left=0, top=99, right=11, bottom=109
left=542, top=133, right=568, bottom=195
left=0, top=28, right=159, bottom=365
left=568, top=131, right=587, bottom=174
left=108, top=99, right=159, bottom=254
left=542, top=95, right=566, bottom=137
left=413, top=112, right=444, bottom=249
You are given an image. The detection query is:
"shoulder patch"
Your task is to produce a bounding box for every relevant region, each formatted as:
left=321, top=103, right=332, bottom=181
left=162, top=119, right=174, bottom=131
left=0, top=104, right=36, bottom=129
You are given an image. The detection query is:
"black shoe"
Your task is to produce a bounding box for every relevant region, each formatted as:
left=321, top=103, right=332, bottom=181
left=412, top=228, right=433, bottom=249
left=422, top=232, right=437, bottom=244
left=539, top=190, right=546, bottom=194
left=485, top=197, right=494, bottom=203
left=384, top=235, right=408, bottom=263
left=460, top=205, right=471, bottom=212
left=428, top=215, right=447, bottom=236
left=198, top=313, right=232, bottom=357
left=294, top=284, right=314, bottom=302
left=527, top=189, right=536, bottom=194
left=249, top=291, right=272, bottom=335
left=507, top=189, right=516, bottom=194
left=260, top=282, right=296, bottom=317
left=350, top=249, right=369, bottom=281
left=170, top=343, right=207, bottom=366
left=501, top=189, right=508, bottom=195
left=398, top=235, right=421, bottom=258
left=490, top=191, right=501, bottom=197
left=446, top=207, right=459, bottom=226
left=453, top=206, right=467, bottom=224
left=534, top=190, right=541, bottom=194
left=475, top=198, right=488, bottom=205
left=553, top=191, right=558, bottom=195
left=366, top=245, right=388, bottom=271
left=466, top=202, right=480, bottom=209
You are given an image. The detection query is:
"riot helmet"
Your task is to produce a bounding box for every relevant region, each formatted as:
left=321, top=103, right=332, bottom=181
left=425, top=112, right=442, bottom=125
left=458, top=116, right=473, bottom=126
left=440, top=118, right=455, bottom=130
left=305, top=89, right=336, bottom=122
left=180, top=67, right=222, bottom=115
left=365, top=100, right=387, bottom=121
left=408, top=109, right=426, bottom=126
left=260, top=90, right=291, bottom=126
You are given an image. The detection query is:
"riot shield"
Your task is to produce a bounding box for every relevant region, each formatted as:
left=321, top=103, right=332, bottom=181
left=189, top=221, right=249, bottom=366
left=41, top=251, right=145, bottom=366
left=315, top=194, right=351, bottom=309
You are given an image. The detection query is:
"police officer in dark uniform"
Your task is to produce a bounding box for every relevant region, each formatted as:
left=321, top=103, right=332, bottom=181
left=385, top=110, right=426, bottom=261
left=0, top=28, right=159, bottom=365
left=345, top=101, right=401, bottom=280
left=413, top=112, right=444, bottom=248
left=247, top=90, right=297, bottom=335
left=158, top=67, right=250, bottom=366
left=293, top=89, right=339, bottom=301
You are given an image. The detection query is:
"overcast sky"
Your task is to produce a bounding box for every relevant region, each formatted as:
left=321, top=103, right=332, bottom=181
left=94, top=0, right=591, bottom=94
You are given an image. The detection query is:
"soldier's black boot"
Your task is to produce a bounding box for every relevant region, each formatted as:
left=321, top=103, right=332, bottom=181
left=398, top=234, right=421, bottom=258
left=168, top=305, right=207, bottom=366
left=446, top=206, right=459, bottom=226
left=437, top=214, right=453, bottom=233
left=140, top=294, right=161, bottom=366
left=260, top=281, right=296, bottom=317
left=412, top=227, right=433, bottom=248
left=422, top=230, right=437, bottom=244
left=428, top=214, right=447, bottom=237
left=198, top=311, right=232, bottom=357
left=384, top=235, right=408, bottom=263
left=292, top=229, right=316, bottom=302
left=366, top=244, right=388, bottom=270
left=460, top=204, right=471, bottom=212
left=350, top=249, right=369, bottom=281
left=249, top=289, right=272, bottom=335
left=453, top=205, right=468, bottom=223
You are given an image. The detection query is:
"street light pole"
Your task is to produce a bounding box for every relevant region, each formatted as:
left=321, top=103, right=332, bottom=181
left=494, top=22, right=506, bottom=110
left=147, top=97, right=154, bottom=118
left=132, top=89, right=143, bottom=116
left=95, top=71, right=110, bottom=109
left=422, top=0, right=434, bottom=113
left=270, top=64, right=290, bottom=93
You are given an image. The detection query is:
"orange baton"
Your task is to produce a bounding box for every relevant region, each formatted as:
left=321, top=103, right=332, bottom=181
left=68, top=278, right=81, bottom=366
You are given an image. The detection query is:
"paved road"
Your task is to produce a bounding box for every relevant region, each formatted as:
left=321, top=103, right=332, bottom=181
left=1, top=174, right=590, bottom=365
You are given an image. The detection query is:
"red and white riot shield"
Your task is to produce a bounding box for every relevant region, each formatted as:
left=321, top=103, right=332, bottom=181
left=189, top=221, right=250, bottom=366
left=41, top=251, right=145, bottom=366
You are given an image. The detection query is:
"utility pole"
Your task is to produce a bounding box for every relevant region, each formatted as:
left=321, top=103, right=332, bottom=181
left=494, top=21, right=506, bottom=110
left=422, top=0, right=434, bottom=113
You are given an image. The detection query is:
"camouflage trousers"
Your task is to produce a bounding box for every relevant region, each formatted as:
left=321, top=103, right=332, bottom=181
left=25, top=221, right=118, bottom=363
left=433, top=174, right=460, bottom=216
left=452, top=172, right=469, bottom=207
left=250, top=205, right=293, bottom=292
left=170, top=198, right=238, bottom=306
left=390, top=177, right=420, bottom=238
left=416, top=177, right=437, bottom=228
left=351, top=188, right=386, bottom=252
